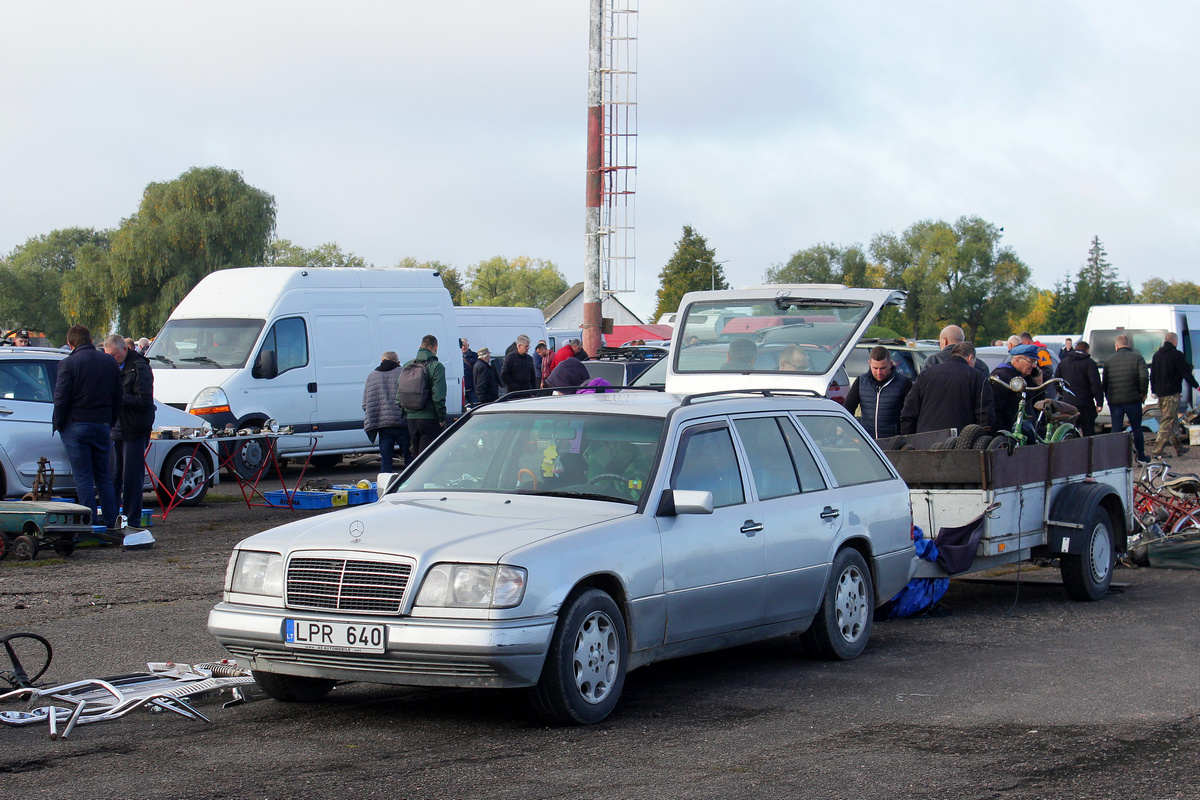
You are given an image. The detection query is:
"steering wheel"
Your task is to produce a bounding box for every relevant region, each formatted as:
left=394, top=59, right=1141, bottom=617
left=587, top=473, right=629, bottom=496
left=516, top=468, right=539, bottom=490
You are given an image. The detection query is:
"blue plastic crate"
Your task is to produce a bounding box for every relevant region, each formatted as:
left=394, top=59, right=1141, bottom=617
left=262, top=490, right=346, bottom=509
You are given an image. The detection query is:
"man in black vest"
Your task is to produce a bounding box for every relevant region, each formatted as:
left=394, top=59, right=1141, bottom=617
left=845, top=346, right=912, bottom=439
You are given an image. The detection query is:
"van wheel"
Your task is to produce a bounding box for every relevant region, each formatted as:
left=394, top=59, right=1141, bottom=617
left=227, top=437, right=269, bottom=480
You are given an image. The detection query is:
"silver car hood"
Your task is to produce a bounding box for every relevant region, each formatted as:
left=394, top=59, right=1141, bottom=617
left=235, top=492, right=633, bottom=563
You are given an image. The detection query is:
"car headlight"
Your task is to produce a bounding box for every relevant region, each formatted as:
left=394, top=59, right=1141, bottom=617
left=415, top=564, right=527, bottom=609
left=45, top=514, right=59, bottom=525
left=229, top=550, right=284, bottom=596
left=188, top=387, right=231, bottom=415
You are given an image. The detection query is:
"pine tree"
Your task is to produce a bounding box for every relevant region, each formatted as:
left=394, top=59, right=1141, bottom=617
left=652, top=226, right=725, bottom=321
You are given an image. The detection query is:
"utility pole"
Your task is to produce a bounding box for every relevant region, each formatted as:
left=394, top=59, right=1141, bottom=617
left=583, top=0, right=604, bottom=356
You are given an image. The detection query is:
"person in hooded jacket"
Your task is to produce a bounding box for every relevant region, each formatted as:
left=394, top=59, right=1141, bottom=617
left=1054, top=341, right=1103, bottom=436
left=472, top=348, right=501, bottom=403
left=545, top=357, right=591, bottom=394
left=103, top=334, right=154, bottom=527
left=362, top=351, right=409, bottom=472
left=844, top=346, right=912, bottom=439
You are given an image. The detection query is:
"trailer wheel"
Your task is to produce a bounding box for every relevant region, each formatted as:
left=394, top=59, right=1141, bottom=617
left=1061, top=507, right=1115, bottom=601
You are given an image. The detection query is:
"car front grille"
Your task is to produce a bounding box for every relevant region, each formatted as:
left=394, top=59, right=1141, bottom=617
left=286, top=557, right=413, bottom=614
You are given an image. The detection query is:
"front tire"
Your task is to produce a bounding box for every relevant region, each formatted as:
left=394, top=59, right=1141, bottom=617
left=1060, top=507, right=1115, bottom=601
left=252, top=670, right=336, bottom=702
left=158, top=446, right=212, bottom=507
left=803, top=548, right=874, bottom=660
left=11, top=534, right=38, bottom=561
left=227, top=435, right=269, bottom=481
left=531, top=588, right=627, bottom=725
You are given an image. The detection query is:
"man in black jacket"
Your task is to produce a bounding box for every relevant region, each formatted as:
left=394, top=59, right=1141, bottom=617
left=103, top=335, right=155, bottom=526
left=1055, top=341, right=1103, bottom=436
left=500, top=335, right=537, bottom=393
left=472, top=348, right=501, bottom=403
left=53, top=325, right=122, bottom=530
left=1150, top=332, right=1198, bottom=458
left=900, top=342, right=993, bottom=435
left=845, top=346, right=912, bottom=438
left=991, top=343, right=1044, bottom=435
left=1102, top=334, right=1149, bottom=462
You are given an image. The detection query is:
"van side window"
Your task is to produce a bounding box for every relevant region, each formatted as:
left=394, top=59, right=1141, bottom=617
left=260, top=317, right=309, bottom=375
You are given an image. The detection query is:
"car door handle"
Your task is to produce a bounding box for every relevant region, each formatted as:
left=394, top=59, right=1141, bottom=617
left=740, top=520, right=763, bottom=535
left=820, top=506, right=840, bottom=521
left=308, top=382, right=318, bottom=393
left=0, top=407, right=12, bottom=416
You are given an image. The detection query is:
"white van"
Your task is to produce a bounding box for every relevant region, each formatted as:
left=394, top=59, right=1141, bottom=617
left=147, top=267, right=462, bottom=476
left=1082, top=304, right=1200, bottom=425
left=454, top=306, right=547, bottom=358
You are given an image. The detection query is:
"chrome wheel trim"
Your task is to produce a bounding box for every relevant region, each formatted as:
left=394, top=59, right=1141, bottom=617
left=1089, top=521, right=1112, bottom=583
left=170, top=455, right=206, bottom=499
left=834, top=565, right=869, bottom=644
left=572, top=610, right=620, bottom=705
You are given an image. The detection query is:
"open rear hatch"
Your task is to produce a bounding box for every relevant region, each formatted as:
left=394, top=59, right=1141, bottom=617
left=664, top=285, right=906, bottom=396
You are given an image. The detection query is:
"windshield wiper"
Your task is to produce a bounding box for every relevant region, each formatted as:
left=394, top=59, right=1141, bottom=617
left=152, top=355, right=176, bottom=368
left=526, top=490, right=636, bottom=505
left=181, top=356, right=221, bottom=366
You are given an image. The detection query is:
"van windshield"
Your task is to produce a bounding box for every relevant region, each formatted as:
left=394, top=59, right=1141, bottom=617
left=146, top=319, right=266, bottom=369
left=1088, top=329, right=1166, bottom=367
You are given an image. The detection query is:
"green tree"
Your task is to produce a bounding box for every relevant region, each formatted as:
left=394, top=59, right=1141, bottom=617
left=395, top=257, right=464, bottom=304
left=464, top=256, right=568, bottom=308
left=62, top=166, right=276, bottom=336
left=869, top=222, right=949, bottom=339
left=764, top=243, right=873, bottom=288
left=0, top=228, right=110, bottom=342
left=1073, top=236, right=1132, bottom=325
left=1040, top=275, right=1078, bottom=335
left=652, top=226, right=725, bottom=322
left=1138, top=277, right=1200, bottom=305
left=269, top=239, right=370, bottom=268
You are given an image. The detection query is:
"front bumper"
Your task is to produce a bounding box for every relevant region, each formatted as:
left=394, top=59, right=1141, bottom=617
left=208, top=603, right=557, bottom=689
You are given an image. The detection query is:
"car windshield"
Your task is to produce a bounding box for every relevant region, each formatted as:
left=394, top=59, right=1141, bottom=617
left=146, top=319, right=266, bottom=369
left=675, top=299, right=871, bottom=375
left=1088, top=329, right=1168, bottom=367
left=396, top=411, right=665, bottom=504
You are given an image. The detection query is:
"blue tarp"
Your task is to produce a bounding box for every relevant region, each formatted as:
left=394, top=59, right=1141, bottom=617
left=876, top=526, right=950, bottom=620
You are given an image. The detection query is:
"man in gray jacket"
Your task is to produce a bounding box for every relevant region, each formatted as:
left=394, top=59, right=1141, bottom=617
left=362, top=351, right=408, bottom=472
left=1101, top=335, right=1149, bottom=462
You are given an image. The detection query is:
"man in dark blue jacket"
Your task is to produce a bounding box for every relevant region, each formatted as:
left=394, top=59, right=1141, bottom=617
left=1055, top=341, right=1103, bottom=436
left=845, top=346, right=912, bottom=438
left=53, top=325, right=122, bottom=530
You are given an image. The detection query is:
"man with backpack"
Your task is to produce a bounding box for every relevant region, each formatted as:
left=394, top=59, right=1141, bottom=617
left=397, top=335, right=447, bottom=457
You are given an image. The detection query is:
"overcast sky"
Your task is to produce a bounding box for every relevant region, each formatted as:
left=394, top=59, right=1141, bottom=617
left=2, top=1, right=1197, bottom=322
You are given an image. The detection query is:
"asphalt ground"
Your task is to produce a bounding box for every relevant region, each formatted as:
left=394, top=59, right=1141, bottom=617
left=1, top=454, right=1200, bottom=799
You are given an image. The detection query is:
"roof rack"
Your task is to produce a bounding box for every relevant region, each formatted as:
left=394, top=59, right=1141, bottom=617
left=593, top=345, right=667, bottom=361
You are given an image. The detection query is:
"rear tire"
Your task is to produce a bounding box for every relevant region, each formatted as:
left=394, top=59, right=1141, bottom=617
left=802, top=548, right=874, bottom=660
left=531, top=588, right=628, bottom=725
left=1061, top=507, right=1115, bottom=601
left=252, top=670, right=336, bottom=702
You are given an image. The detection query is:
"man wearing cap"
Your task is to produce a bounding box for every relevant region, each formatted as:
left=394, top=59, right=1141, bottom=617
left=991, top=343, right=1043, bottom=434
left=362, top=351, right=409, bottom=472
left=472, top=348, right=500, bottom=404
left=12, top=329, right=33, bottom=347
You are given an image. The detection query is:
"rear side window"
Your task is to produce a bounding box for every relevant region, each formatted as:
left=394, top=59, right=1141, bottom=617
left=671, top=424, right=745, bottom=508
left=778, top=417, right=828, bottom=493
left=733, top=417, right=800, bottom=500
left=796, top=414, right=894, bottom=487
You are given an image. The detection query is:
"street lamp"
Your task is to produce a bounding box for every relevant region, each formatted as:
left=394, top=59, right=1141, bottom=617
left=697, top=259, right=729, bottom=291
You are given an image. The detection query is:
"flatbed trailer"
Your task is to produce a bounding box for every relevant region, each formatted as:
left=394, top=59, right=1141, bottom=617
left=884, top=432, right=1133, bottom=600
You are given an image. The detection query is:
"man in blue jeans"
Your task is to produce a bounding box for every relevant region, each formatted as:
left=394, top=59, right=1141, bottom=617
left=53, top=325, right=123, bottom=531
left=1102, top=334, right=1150, bottom=462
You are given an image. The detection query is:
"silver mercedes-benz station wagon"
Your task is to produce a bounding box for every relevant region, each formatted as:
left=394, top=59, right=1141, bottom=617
left=208, top=286, right=916, bottom=724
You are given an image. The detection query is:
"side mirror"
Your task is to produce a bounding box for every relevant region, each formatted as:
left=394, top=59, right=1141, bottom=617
left=376, top=472, right=402, bottom=497
left=656, top=489, right=714, bottom=517
left=253, top=349, right=278, bottom=379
